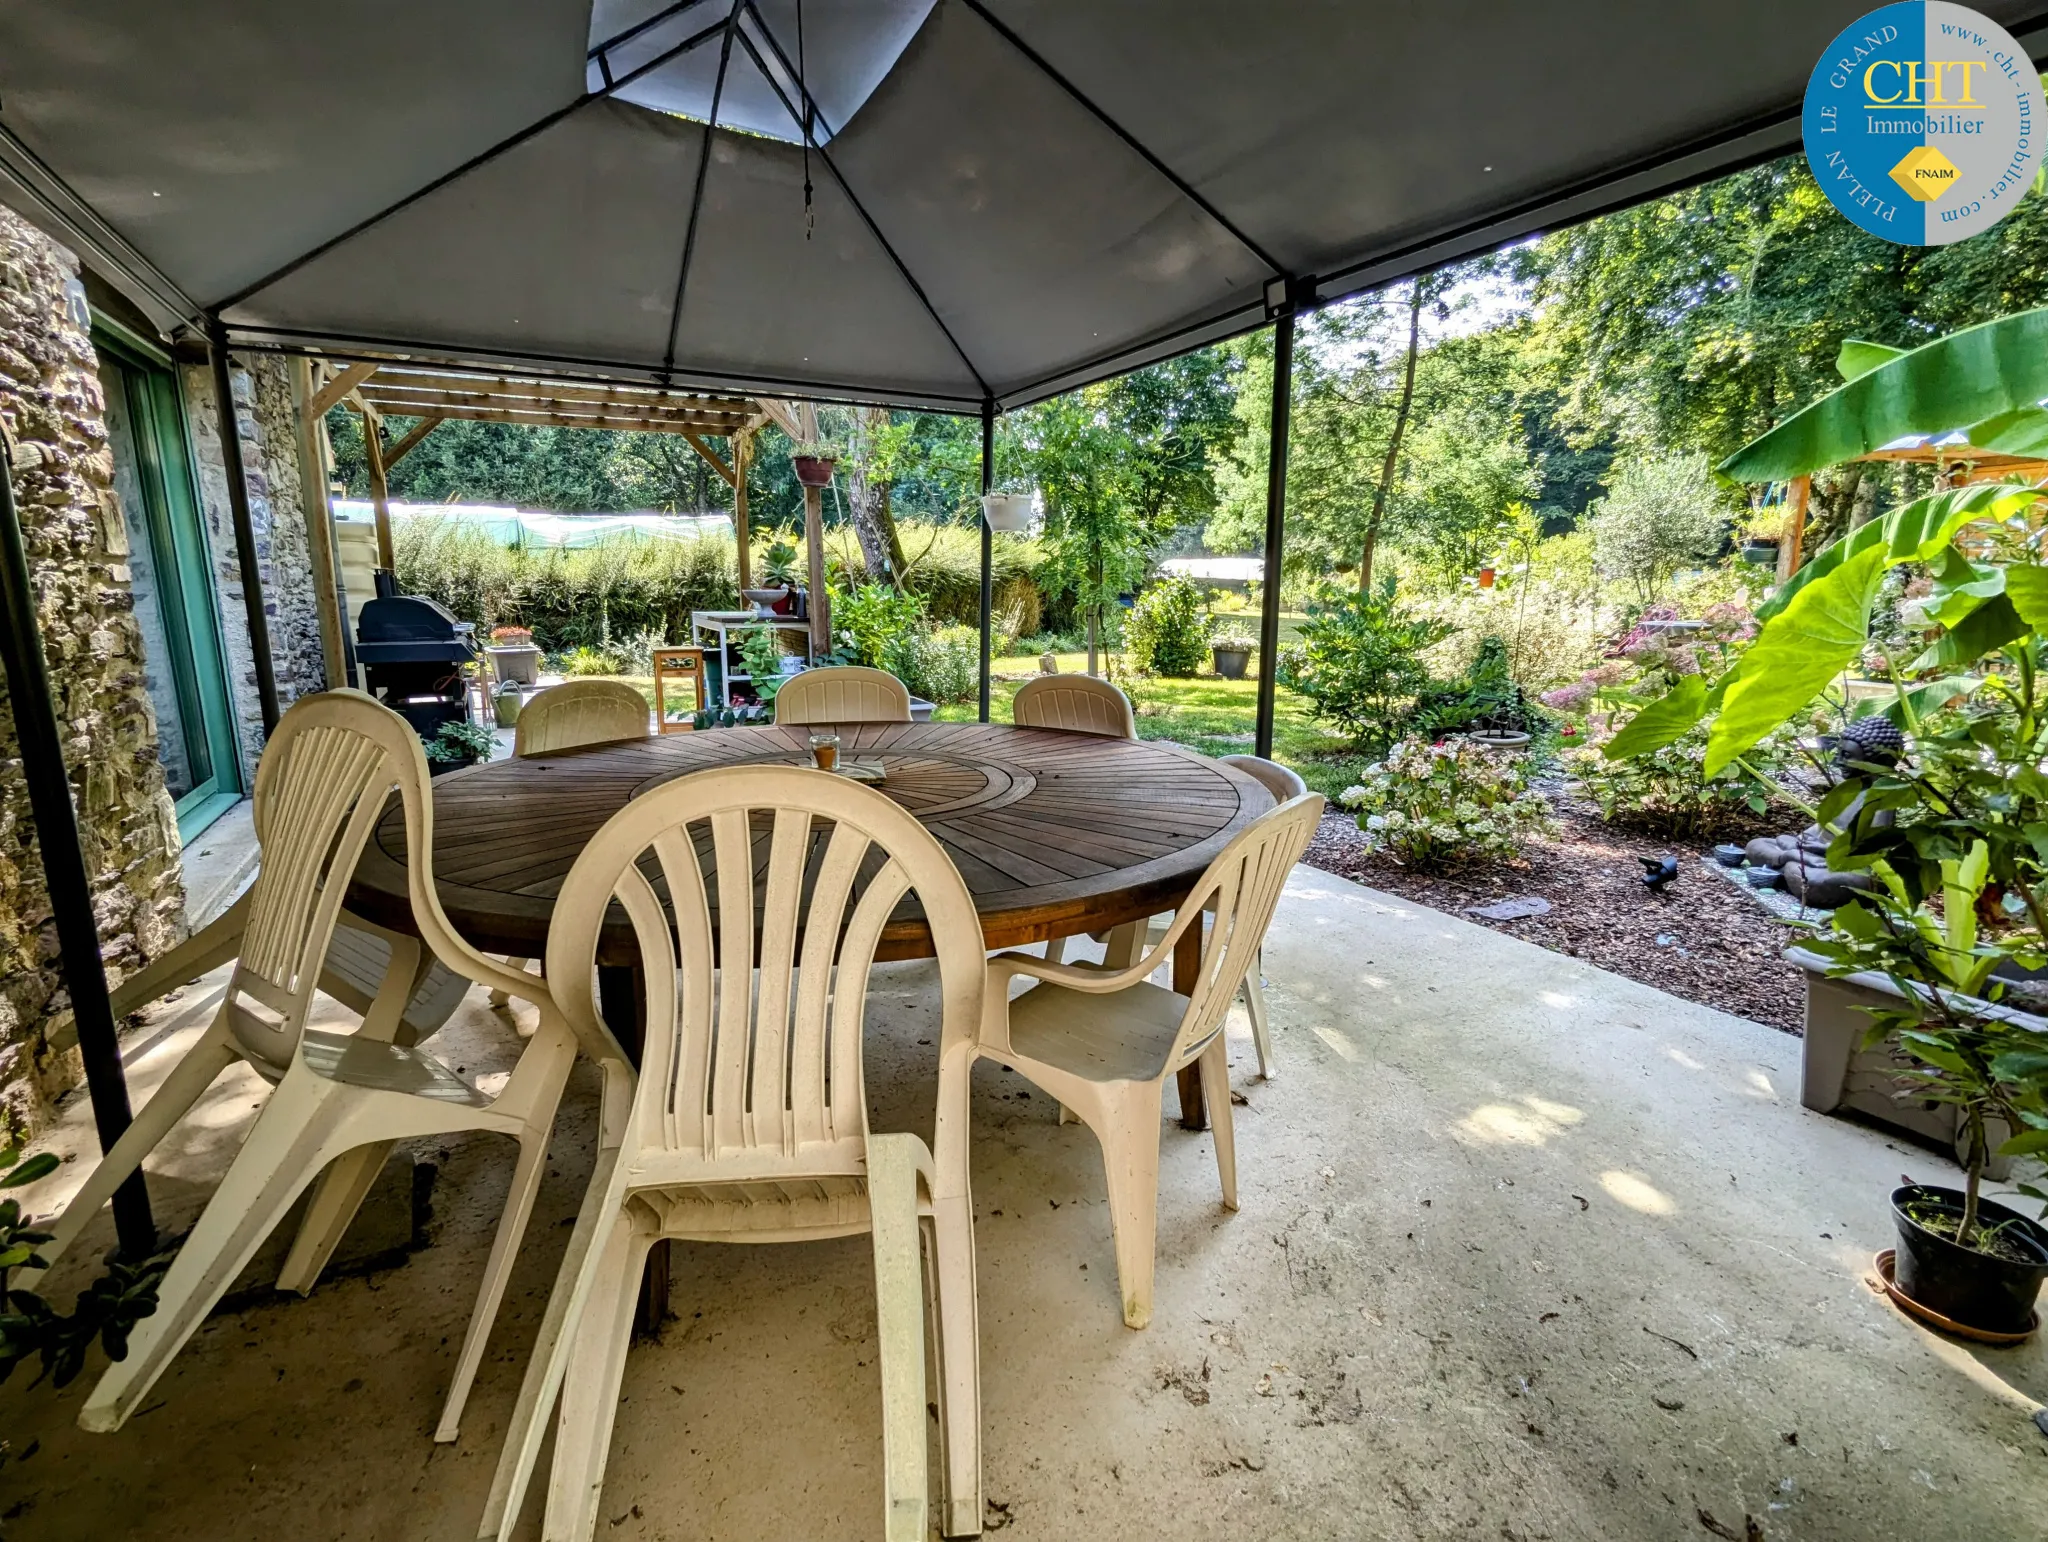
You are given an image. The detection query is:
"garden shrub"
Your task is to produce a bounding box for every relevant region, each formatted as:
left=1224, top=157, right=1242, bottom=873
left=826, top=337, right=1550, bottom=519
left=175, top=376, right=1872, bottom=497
left=1411, top=635, right=1538, bottom=736
left=1276, top=578, right=1451, bottom=753
left=893, top=625, right=980, bottom=704
left=832, top=583, right=927, bottom=669
left=1338, top=738, right=1556, bottom=871
left=1124, top=575, right=1211, bottom=677
left=1568, top=725, right=1786, bottom=840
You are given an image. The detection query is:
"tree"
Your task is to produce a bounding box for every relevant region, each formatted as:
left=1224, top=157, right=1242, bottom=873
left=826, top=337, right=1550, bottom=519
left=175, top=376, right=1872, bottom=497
left=1587, top=451, right=1729, bottom=607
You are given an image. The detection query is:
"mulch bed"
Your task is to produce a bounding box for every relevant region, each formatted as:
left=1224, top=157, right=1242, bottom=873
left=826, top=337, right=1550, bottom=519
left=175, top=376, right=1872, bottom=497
left=1301, top=799, right=1807, bottom=1033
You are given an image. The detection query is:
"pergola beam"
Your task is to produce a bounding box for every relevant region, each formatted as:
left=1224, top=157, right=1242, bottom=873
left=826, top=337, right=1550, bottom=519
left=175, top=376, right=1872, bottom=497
left=682, top=430, right=736, bottom=486
left=381, top=414, right=444, bottom=469
left=354, top=398, right=747, bottom=437
left=358, top=368, right=754, bottom=418
left=306, top=360, right=381, bottom=420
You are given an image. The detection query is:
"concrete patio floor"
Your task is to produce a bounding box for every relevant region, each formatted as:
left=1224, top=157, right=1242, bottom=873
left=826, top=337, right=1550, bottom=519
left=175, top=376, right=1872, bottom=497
left=5, top=866, right=2047, bottom=1540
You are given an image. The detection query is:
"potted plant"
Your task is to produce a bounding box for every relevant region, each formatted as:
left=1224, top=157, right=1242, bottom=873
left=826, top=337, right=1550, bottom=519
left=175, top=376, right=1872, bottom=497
left=758, top=537, right=803, bottom=616
left=423, top=718, right=498, bottom=775
left=791, top=444, right=839, bottom=489
left=1210, top=624, right=1256, bottom=680
left=1738, top=510, right=1785, bottom=567
left=980, top=488, right=1036, bottom=532
left=1800, top=846, right=2048, bottom=1335
left=486, top=625, right=541, bottom=686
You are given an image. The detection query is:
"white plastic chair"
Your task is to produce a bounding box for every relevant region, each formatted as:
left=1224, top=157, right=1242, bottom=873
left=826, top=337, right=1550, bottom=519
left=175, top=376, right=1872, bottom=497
left=31, top=724, right=481, bottom=1289
left=1015, top=675, right=1136, bottom=968
left=73, top=692, right=626, bottom=1445
left=490, top=678, right=653, bottom=1008
left=1214, top=755, right=1307, bottom=1077
left=965, top=791, right=1323, bottom=1328
left=479, top=764, right=983, bottom=1542
left=512, top=677, right=650, bottom=758
left=773, top=663, right=912, bottom=725
left=1012, top=673, right=1137, bottom=739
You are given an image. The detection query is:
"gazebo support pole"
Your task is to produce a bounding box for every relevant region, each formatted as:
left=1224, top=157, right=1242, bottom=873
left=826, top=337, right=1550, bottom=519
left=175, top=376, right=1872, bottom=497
left=1254, top=311, right=1294, bottom=760
left=208, top=320, right=279, bottom=735
left=804, top=482, right=828, bottom=659
left=0, top=436, right=155, bottom=1257
left=978, top=396, right=994, bottom=723
left=732, top=429, right=752, bottom=595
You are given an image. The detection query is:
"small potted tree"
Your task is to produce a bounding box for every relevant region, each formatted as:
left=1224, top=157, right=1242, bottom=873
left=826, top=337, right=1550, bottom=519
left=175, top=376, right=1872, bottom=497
left=486, top=625, right=541, bottom=686
left=1210, top=623, right=1256, bottom=680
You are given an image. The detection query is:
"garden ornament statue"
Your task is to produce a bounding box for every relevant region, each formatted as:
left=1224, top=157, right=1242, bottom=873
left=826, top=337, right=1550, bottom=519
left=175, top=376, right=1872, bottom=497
left=1741, top=716, right=1905, bottom=908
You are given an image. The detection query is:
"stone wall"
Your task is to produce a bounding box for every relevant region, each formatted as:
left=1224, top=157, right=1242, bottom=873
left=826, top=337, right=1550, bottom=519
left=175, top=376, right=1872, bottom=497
left=181, top=354, right=326, bottom=779
left=0, top=208, right=184, bottom=1137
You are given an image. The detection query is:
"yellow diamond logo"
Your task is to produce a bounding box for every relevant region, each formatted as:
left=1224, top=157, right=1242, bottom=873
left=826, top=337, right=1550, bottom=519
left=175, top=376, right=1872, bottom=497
left=1891, top=145, right=1960, bottom=202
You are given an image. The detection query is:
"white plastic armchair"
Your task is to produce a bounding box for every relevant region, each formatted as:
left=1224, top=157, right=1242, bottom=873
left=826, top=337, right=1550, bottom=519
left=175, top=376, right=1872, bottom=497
left=71, top=692, right=630, bottom=1445
left=773, top=663, right=912, bottom=725
left=1214, top=755, right=1307, bottom=1077
left=1011, top=673, right=1136, bottom=739
left=479, top=764, right=983, bottom=1542
left=968, top=790, right=1323, bottom=1328
left=490, top=678, right=653, bottom=1008
left=513, top=678, right=650, bottom=757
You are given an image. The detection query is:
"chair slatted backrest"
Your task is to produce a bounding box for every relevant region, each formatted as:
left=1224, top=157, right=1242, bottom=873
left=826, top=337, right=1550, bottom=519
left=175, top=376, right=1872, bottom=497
left=514, top=679, right=649, bottom=757
left=1151, top=793, right=1324, bottom=1072
left=228, top=691, right=603, bottom=1072
left=225, top=693, right=423, bottom=1067
left=1011, top=675, right=1136, bottom=739
left=544, top=765, right=982, bottom=1170
left=773, top=666, right=912, bottom=726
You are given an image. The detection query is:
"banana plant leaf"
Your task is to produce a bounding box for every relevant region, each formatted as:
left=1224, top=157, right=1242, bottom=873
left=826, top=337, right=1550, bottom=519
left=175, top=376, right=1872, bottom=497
left=1755, top=484, right=2038, bottom=621
left=1719, top=306, right=2048, bottom=482
left=1967, top=404, right=2048, bottom=457
left=1837, top=338, right=1906, bottom=381
left=1706, top=546, right=1888, bottom=778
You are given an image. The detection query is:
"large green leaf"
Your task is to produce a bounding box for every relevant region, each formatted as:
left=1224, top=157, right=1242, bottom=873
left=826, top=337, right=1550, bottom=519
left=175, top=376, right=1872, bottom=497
left=1755, top=484, right=2037, bottom=621
left=2003, top=564, right=2048, bottom=629
left=1924, top=547, right=2006, bottom=628
left=1719, top=307, right=2048, bottom=482
left=1706, top=546, right=1886, bottom=777
left=1908, top=593, right=2027, bottom=672
left=1967, top=404, right=2048, bottom=457
left=1601, top=675, right=1707, bottom=760
left=1837, top=339, right=1906, bottom=381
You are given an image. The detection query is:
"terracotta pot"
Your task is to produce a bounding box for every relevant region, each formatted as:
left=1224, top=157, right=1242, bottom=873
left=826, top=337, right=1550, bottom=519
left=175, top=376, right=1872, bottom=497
left=792, top=454, right=837, bottom=488
left=1477, top=567, right=1496, bottom=589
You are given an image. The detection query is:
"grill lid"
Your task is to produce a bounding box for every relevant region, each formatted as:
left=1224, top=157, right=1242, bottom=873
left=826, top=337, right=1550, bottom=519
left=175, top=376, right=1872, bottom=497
left=356, top=594, right=478, bottom=663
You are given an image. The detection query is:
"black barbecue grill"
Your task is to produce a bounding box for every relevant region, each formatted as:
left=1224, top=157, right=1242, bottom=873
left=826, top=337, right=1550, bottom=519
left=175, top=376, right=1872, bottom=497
left=356, top=581, right=478, bottom=741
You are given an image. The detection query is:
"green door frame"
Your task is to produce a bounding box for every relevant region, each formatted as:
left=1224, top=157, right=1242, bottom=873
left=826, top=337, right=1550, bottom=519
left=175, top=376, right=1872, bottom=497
left=93, top=320, right=244, bottom=840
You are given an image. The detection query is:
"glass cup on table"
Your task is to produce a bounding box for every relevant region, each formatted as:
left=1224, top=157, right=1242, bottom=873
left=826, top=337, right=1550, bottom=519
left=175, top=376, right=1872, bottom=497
left=808, top=728, right=840, bottom=772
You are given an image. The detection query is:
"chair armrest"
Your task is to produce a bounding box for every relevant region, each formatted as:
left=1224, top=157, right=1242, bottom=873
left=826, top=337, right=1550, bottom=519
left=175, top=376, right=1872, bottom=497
left=107, top=892, right=251, bottom=1019
left=988, top=911, right=1197, bottom=997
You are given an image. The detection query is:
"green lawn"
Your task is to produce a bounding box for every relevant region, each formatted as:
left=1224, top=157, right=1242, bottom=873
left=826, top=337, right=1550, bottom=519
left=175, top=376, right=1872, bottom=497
left=934, top=650, right=1367, bottom=799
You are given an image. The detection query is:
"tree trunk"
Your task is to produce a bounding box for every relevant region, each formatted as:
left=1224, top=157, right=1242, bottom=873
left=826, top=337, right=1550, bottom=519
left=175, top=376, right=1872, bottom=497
left=846, top=405, right=908, bottom=589
left=1360, top=280, right=1424, bottom=592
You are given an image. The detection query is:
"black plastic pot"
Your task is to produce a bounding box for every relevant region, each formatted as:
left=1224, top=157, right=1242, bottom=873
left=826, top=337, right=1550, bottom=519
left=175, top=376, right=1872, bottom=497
left=1891, top=1184, right=2048, bottom=1334
left=1741, top=541, right=1780, bottom=566
left=1212, top=645, right=1251, bottom=680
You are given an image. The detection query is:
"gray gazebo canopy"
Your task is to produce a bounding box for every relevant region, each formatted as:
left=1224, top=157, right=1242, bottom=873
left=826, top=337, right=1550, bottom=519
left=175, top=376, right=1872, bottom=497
left=7, top=0, right=2033, bottom=412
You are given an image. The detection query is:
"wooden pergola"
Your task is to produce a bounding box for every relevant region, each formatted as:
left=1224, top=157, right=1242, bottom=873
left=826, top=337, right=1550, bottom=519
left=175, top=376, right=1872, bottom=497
left=293, top=363, right=828, bottom=674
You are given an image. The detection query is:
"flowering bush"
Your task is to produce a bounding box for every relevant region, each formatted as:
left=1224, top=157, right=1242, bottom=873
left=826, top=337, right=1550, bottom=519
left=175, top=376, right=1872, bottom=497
left=1337, top=738, right=1556, bottom=871
left=1569, top=723, right=1784, bottom=840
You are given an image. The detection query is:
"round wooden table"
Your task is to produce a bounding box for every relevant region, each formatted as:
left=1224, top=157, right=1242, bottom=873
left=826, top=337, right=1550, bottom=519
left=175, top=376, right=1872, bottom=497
left=346, top=720, right=1275, bottom=966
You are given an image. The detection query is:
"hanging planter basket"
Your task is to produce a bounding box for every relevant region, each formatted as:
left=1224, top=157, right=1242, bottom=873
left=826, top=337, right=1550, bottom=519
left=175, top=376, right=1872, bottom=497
left=980, top=493, right=1035, bottom=532
left=792, top=454, right=838, bottom=488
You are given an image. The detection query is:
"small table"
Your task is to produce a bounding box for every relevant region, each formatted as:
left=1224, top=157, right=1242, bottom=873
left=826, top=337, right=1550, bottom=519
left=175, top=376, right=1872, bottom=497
left=649, top=646, right=706, bottom=732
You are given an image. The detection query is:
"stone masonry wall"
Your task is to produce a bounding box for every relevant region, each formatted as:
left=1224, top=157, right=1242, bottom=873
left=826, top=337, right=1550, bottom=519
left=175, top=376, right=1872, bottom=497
left=181, top=354, right=326, bottom=780
left=0, top=208, right=184, bottom=1137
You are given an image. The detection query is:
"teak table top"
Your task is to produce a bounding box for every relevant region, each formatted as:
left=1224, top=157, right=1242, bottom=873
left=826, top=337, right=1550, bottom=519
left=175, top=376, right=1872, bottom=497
left=345, top=721, right=1275, bottom=964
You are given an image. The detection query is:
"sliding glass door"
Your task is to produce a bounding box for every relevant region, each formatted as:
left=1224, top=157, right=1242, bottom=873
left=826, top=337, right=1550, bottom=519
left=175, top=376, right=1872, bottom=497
left=96, top=328, right=242, bottom=839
